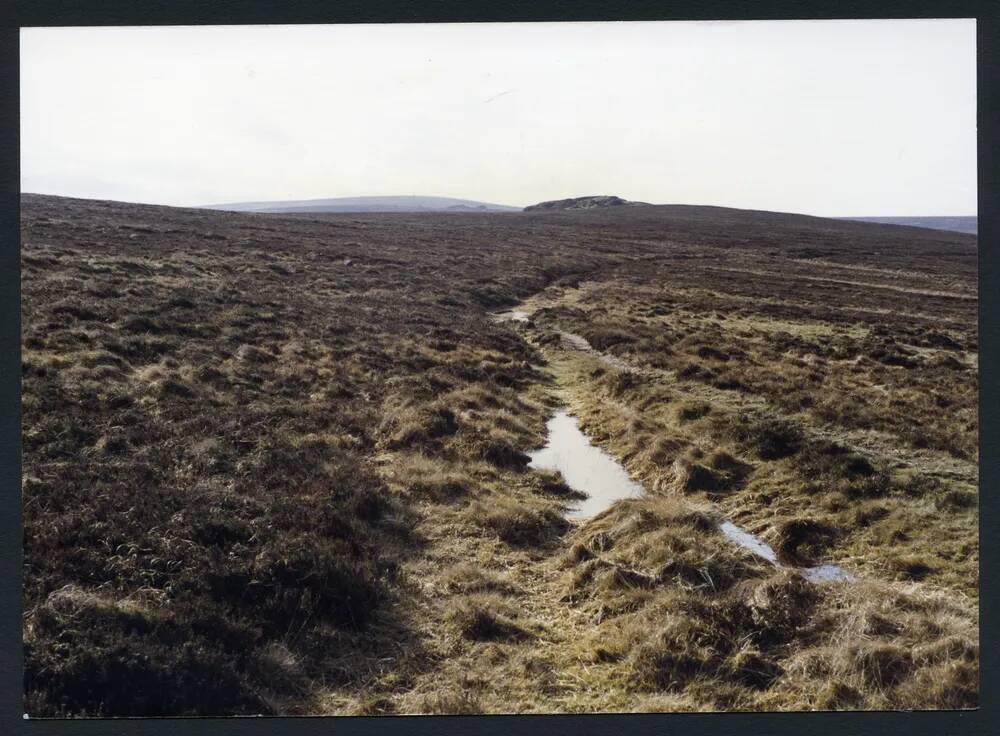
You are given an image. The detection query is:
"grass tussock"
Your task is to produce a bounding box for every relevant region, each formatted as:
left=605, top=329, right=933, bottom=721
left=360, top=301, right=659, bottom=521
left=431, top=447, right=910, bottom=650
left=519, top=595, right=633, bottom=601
left=671, top=449, right=750, bottom=496
left=447, top=594, right=533, bottom=642
left=24, top=586, right=271, bottom=717
left=402, top=688, right=483, bottom=714
left=390, top=453, right=475, bottom=502
left=470, top=497, right=570, bottom=548
left=720, top=414, right=804, bottom=460
left=525, top=469, right=587, bottom=500
left=772, top=518, right=841, bottom=565
left=439, top=563, right=522, bottom=596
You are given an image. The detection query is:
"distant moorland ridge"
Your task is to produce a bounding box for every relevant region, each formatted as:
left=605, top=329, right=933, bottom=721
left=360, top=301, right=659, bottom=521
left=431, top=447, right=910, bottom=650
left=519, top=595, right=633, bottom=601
left=839, top=216, right=977, bottom=235
left=201, top=195, right=521, bottom=214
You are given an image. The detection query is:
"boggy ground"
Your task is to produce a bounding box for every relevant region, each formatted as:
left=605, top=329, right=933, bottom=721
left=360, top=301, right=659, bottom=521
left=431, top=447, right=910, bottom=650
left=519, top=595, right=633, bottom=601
left=21, top=194, right=978, bottom=715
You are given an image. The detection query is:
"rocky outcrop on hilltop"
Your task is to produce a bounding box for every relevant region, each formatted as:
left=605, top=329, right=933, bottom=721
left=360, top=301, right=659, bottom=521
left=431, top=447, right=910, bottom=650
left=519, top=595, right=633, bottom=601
left=523, top=195, right=648, bottom=212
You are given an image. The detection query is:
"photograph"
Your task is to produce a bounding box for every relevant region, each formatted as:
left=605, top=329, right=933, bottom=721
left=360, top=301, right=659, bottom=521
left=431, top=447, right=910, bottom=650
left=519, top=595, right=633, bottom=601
left=19, top=18, right=979, bottom=717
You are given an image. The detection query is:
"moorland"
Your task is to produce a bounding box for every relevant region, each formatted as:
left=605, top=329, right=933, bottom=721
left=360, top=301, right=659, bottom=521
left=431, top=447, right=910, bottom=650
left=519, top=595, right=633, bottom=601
left=21, top=193, right=978, bottom=715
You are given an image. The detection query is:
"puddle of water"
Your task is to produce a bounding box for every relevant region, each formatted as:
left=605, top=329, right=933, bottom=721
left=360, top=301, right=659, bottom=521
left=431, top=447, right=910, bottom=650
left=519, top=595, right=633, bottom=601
left=529, top=410, right=645, bottom=520
left=719, top=521, right=778, bottom=564
left=720, top=520, right=853, bottom=582
left=495, top=310, right=531, bottom=322
left=802, top=564, right=853, bottom=583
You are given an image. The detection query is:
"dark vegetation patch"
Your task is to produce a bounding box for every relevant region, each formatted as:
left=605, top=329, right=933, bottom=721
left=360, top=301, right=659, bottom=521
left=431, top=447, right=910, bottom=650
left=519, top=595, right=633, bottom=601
left=676, top=401, right=711, bottom=422
left=717, top=414, right=804, bottom=461
left=583, top=327, right=636, bottom=352
left=773, top=518, right=840, bottom=565
left=24, top=587, right=270, bottom=717
left=935, top=489, right=977, bottom=512
left=602, top=369, right=643, bottom=397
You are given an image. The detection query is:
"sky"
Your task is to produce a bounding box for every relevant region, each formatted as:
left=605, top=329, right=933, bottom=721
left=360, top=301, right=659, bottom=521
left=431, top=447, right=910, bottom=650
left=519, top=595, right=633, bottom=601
left=21, top=20, right=976, bottom=217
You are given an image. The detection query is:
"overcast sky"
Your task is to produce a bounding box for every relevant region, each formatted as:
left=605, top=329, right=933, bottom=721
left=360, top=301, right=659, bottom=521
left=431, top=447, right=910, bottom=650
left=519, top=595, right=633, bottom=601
left=21, top=20, right=976, bottom=216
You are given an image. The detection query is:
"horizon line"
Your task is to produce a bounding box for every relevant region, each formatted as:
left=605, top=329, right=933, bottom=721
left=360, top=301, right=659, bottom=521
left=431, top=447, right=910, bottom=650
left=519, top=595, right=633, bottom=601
left=18, top=190, right=979, bottom=221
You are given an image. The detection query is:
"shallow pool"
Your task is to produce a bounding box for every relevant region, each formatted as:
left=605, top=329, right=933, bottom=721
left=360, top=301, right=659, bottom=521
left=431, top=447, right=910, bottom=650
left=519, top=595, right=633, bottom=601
left=528, top=410, right=645, bottom=520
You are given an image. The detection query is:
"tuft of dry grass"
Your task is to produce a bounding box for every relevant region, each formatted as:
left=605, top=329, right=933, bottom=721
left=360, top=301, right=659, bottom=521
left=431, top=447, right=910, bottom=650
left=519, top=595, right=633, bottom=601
left=447, top=594, right=533, bottom=642
left=470, top=497, right=570, bottom=548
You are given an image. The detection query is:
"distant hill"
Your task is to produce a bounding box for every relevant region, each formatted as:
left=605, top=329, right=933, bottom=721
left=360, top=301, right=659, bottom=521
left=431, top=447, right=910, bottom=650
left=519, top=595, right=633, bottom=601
left=202, top=195, right=520, bottom=214
left=839, top=216, right=977, bottom=235
left=524, top=195, right=649, bottom=212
